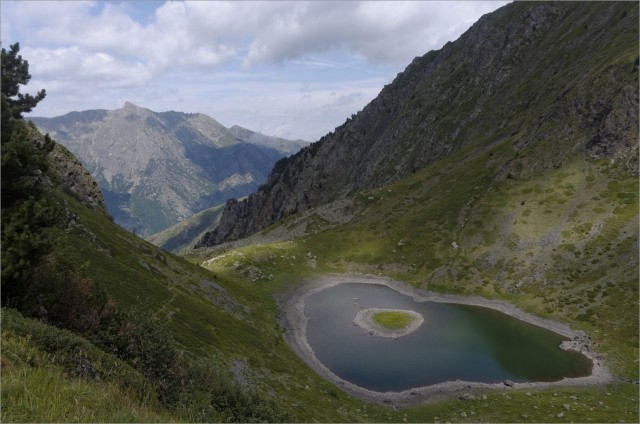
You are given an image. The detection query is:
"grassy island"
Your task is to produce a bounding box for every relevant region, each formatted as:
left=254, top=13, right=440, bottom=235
left=372, top=311, right=414, bottom=330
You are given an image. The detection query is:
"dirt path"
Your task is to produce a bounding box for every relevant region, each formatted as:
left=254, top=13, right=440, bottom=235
left=279, top=273, right=613, bottom=407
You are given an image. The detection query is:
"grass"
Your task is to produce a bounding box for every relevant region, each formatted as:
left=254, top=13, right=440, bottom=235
left=1, top=310, right=174, bottom=423
left=400, top=385, right=639, bottom=423
left=2, top=364, right=174, bottom=423
left=372, top=311, right=415, bottom=330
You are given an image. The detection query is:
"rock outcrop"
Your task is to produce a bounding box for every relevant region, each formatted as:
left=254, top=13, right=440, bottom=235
left=47, top=143, right=109, bottom=216
left=197, top=1, right=639, bottom=248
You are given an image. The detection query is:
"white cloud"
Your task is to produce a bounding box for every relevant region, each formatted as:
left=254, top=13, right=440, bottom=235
left=242, top=1, right=508, bottom=67
left=2, top=0, right=509, bottom=140
left=3, top=1, right=507, bottom=77
left=22, top=46, right=153, bottom=88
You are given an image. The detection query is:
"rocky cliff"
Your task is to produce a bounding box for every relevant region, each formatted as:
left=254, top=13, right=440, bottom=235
left=31, top=103, right=306, bottom=235
left=19, top=122, right=109, bottom=216
left=197, top=1, right=638, bottom=248
left=47, top=143, right=109, bottom=216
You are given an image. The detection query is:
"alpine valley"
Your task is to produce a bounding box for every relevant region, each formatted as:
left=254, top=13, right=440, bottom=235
left=2, top=2, right=638, bottom=423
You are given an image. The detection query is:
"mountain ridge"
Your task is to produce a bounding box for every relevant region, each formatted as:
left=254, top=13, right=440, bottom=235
left=229, top=125, right=309, bottom=156
left=197, top=1, right=638, bottom=248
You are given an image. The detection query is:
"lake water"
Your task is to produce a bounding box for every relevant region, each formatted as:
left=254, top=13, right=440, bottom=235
left=305, top=283, right=592, bottom=392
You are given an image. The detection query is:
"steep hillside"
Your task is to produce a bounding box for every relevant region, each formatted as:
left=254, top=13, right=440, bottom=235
left=198, top=1, right=638, bottom=247
left=30, top=103, right=305, bottom=235
left=2, top=309, right=174, bottom=422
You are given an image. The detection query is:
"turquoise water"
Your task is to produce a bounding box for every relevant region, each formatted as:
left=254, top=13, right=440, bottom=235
left=305, top=283, right=592, bottom=392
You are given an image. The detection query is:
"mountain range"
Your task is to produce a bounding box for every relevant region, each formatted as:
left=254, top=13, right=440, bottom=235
left=30, top=103, right=307, bottom=235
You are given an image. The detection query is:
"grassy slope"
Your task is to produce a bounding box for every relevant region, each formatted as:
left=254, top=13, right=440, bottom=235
left=1, top=309, right=175, bottom=423
left=38, top=192, right=384, bottom=422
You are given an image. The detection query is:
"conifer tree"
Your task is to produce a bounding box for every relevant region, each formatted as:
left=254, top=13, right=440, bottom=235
left=1, top=42, right=59, bottom=304
left=1, top=43, right=46, bottom=135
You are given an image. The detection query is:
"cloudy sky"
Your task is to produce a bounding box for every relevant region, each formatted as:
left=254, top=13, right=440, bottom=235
left=1, top=1, right=508, bottom=141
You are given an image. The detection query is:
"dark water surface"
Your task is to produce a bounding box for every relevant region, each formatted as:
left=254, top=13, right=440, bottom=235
left=305, top=283, right=592, bottom=392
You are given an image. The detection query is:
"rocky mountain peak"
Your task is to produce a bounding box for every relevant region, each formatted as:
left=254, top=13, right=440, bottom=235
left=122, top=101, right=144, bottom=111
left=116, top=101, right=156, bottom=123
left=30, top=105, right=306, bottom=235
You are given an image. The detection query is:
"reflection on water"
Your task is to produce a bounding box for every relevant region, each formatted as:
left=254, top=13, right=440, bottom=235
left=305, top=283, right=592, bottom=392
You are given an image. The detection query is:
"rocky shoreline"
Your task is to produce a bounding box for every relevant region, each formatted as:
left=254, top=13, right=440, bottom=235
left=353, top=308, right=424, bottom=338
left=279, top=273, right=613, bottom=407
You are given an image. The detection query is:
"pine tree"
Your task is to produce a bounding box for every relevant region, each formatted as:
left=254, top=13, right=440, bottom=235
left=1, top=43, right=59, bottom=304
left=1, top=43, right=46, bottom=136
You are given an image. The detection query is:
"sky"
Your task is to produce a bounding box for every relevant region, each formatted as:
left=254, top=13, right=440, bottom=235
left=1, top=1, right=508, bottom=142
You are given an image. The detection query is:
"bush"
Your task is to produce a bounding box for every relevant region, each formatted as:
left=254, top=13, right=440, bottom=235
left=174, top=360, right=289, bottom=422
left=1, top=308, right=154, bottom=400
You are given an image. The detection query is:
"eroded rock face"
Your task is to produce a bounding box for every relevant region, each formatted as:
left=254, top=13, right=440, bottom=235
left=197, top=2, right=639, bottom=248
left=48, top=143, right=108, bottom=216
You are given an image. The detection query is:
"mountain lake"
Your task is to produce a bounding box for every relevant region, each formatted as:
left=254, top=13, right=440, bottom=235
left=305, top=282, right=593, bottom=392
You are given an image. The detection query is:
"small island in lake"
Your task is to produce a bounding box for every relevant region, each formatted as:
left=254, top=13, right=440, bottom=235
left=354, top=308, right=424, bottom=338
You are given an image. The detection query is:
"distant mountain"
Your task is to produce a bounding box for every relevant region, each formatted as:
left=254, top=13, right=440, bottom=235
left=228, top=125, right=308, bottom=156
left=30, top=103, right=307, bottom=235
left=197, top=1, right=638, bottom=247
